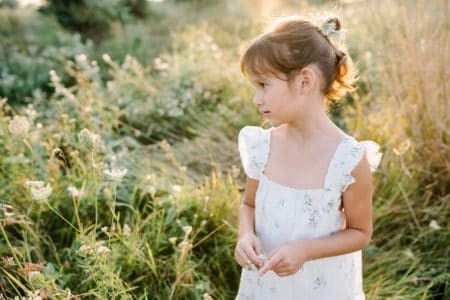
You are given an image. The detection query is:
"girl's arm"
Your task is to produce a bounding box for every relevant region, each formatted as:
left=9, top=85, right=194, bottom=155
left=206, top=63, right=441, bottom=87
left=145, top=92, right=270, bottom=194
left=238, top=177, right=259, bottom=239
left=303, top=154, right=374, bottom=260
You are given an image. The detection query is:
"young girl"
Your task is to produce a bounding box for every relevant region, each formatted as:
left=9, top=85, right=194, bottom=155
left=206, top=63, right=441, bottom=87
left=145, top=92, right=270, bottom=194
left=234, top=16, right=383, bottom=299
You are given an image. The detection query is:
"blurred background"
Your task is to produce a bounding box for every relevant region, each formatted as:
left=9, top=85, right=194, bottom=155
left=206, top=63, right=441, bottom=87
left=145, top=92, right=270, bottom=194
left=0, top=0, right=448, bottom=299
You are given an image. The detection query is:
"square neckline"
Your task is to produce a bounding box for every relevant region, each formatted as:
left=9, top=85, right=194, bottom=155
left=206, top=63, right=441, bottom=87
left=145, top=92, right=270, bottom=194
left=260, top=126, right=352, bottom=193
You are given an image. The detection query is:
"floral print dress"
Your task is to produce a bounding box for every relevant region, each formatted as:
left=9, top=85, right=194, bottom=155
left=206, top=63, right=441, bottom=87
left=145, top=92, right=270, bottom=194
left=235, top=126, right=383, bottom=300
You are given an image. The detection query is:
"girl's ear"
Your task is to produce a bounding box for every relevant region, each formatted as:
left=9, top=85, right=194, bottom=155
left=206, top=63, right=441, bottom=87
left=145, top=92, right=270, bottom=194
left=295, top=66, right=316, bottom=94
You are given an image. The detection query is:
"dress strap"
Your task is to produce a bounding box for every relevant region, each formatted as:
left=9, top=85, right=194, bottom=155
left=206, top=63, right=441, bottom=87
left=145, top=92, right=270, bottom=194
left=324, top=137, right=383, bottom=193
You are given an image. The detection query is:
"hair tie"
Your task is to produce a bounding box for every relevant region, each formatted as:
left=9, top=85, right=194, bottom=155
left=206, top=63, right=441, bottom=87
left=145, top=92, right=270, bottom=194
left=319, top=17, right=346, bottom=45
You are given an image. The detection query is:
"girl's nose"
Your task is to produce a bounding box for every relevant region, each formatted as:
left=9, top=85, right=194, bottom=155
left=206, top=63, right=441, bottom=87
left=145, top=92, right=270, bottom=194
left=253, top=92, right=263, bottom=106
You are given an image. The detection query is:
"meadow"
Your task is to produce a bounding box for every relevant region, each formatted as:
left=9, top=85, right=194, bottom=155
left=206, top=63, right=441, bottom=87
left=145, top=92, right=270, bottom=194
left=0, top=0, right=448, bottom=299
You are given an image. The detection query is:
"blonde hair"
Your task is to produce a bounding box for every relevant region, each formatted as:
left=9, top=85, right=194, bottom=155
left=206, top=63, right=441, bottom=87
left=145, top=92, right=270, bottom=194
left=240, top=16, right=358, bottom=102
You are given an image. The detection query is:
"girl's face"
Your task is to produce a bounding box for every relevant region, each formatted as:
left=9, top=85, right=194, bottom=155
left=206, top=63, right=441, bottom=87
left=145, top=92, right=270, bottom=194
left=249, top=73, right=302, bottom=126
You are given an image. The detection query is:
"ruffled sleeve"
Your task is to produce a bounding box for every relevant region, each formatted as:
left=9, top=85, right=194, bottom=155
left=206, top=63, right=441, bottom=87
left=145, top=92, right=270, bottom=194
left=237, top=126, right=269, bottom=180
left=341, top=139, right=383, bottom=192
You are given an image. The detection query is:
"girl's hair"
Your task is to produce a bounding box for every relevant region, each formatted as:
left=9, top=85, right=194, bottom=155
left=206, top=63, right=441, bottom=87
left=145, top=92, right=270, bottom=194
left=240, top=16, right=357, bottom=102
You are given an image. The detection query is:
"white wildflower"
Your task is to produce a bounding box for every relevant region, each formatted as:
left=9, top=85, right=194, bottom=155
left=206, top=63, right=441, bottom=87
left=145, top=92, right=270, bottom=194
left=144, top=185, right=156, bottom=195
left=8, top=116, right=30, bottom=137
left=393, top=139, right=411, bottom=156
left=77, top=128, right=95, bottom=151
left=96, top=245, right=111, bottom=255
left=77, top=244, right=94, bottom=256
left=77, top=128, right=104, bottom=152
left=24, top=179, right=45, bottom=189
left=403, top=248, right=415, bottom=259
left=49, top=69, right=60, bottom=83
left=429, top=220, right=441, bottom=230
left=101, top=226, right=108, bottom=233
left=153, top=57, right=168, bottom=71
left=172, top=185, right=182, bottom=193
left=77, top=241, right=110, bottom=256
left=122, top=224, right=131, bottom=236
left=182, top=225, right=192, bottom=235
left=102, top=53, right=112, bottom=64
left=27, top=271, right=42, bottom=281
left=169, top=237, right=177, bottom=244
left=203, top=293, right=213, bottom=300
left=75, top=53, right=88, bottom=63
left=103, top=168, right=128, bottom=182
left=24, top=289, right=42, bottom=300
left=30, top=184, right=52, bottom=202
left=67, top=185, right=82, bottom=198
left=25, top=180, right=52, bottom=202
left=178, top=240, right=192, bottom=250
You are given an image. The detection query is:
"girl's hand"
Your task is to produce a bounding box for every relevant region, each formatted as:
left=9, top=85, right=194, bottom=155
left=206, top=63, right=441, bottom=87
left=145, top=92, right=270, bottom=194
left=258, top=240, right=310, bottom=277
left=234, top=233, right=264, bottom=270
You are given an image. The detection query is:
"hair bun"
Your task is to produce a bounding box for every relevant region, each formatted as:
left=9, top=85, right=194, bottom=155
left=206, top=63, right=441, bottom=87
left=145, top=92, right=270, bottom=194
left=336, top=50, right=347, bottom=65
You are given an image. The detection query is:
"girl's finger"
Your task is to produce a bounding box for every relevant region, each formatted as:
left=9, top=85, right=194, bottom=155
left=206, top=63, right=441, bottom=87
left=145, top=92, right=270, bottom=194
left=276, top=271, right=291, bottom=277
left=235, top=247, right=250, bottom=267
left=253, top=238, right=264, bottom=256
left=243, top=245, right=262, bottom=267
left=258, top=254, right=284, bottom=276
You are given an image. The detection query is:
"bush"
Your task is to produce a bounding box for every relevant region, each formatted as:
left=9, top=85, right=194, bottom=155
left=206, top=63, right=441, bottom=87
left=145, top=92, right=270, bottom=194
left=0, top=8, right=92, bottom=106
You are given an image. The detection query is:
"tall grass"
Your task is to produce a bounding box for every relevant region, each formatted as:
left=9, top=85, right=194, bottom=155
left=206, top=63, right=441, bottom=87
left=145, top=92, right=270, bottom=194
left=0, top=0, right=448, bottom=299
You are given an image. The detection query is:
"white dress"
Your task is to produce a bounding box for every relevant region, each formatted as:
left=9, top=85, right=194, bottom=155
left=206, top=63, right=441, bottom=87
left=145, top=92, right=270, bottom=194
left=235, top=125, right=383, bottom=300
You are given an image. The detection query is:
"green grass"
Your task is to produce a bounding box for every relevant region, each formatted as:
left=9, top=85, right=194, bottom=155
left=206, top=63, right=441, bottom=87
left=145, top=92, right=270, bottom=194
left=0, top=0, right=448, bottom=299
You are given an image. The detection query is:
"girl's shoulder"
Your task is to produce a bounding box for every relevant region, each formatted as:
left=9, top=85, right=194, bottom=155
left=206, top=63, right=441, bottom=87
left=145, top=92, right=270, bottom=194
left=237, top=125, right=271, bottom=180
left=332, top=134, right=383, bottom=192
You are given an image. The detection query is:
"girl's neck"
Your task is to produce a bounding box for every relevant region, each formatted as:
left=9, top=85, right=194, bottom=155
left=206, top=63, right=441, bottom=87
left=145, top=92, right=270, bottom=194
left=282, top=98, right=341, bottom=145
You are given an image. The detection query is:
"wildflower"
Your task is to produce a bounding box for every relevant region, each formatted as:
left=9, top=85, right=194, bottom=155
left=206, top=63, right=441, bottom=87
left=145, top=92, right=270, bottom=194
left=96, top=245, right=111, bottom=255
left=429, top=220, right=441, bottom=230
left=393, top=139, right=411, bottom=156
left=1, top=256, right=15, bottom=267
left=231, top=165, right=240, bottom=178
left=8, top=116, right=30, bottom=138
left=144, top=185, right=156, bottom=195
left=77, top=241, right=111, bottom=256
left=77, top=128, right=95, bottom=151
left=77, top=244, right=94, bottom=256
left=169, top=237, right=177, bottom=244
left=101, top=226, right=109, bottom=234
left=122, top=224, right=131, bottom=236
left=172, top=185, right=182, bottom=193
left=75, top=53, right=88, bottom=63
left=49, top=69, right=61, bottom=83
left=67, top=185, right=82, bottom=198
left=27, top=271, right=42, bottom=281
left=203, top=293, right=213, bottom=300
left=24, top=180, right=52, bottom=202
left=153, top=57, right=168, bottom=71
left=77, top=128, right=104, bottom=153
left=178, top=241, right=192, bottom=250
left=103, top=168, right=127, bottom=182
left=403, top=249, right=415, bottom=259
left=182, top=225, right=192, bottom=235
left=102, top=53, right=112, bottom=64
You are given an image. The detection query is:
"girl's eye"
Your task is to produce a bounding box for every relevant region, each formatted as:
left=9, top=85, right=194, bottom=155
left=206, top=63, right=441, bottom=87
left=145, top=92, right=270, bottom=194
left=258, top=82, right=266, bottom=88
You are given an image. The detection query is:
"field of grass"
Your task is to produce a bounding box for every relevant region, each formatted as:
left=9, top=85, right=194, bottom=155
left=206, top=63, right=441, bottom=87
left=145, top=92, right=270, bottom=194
left=0, top=0, right=448, bottom=299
